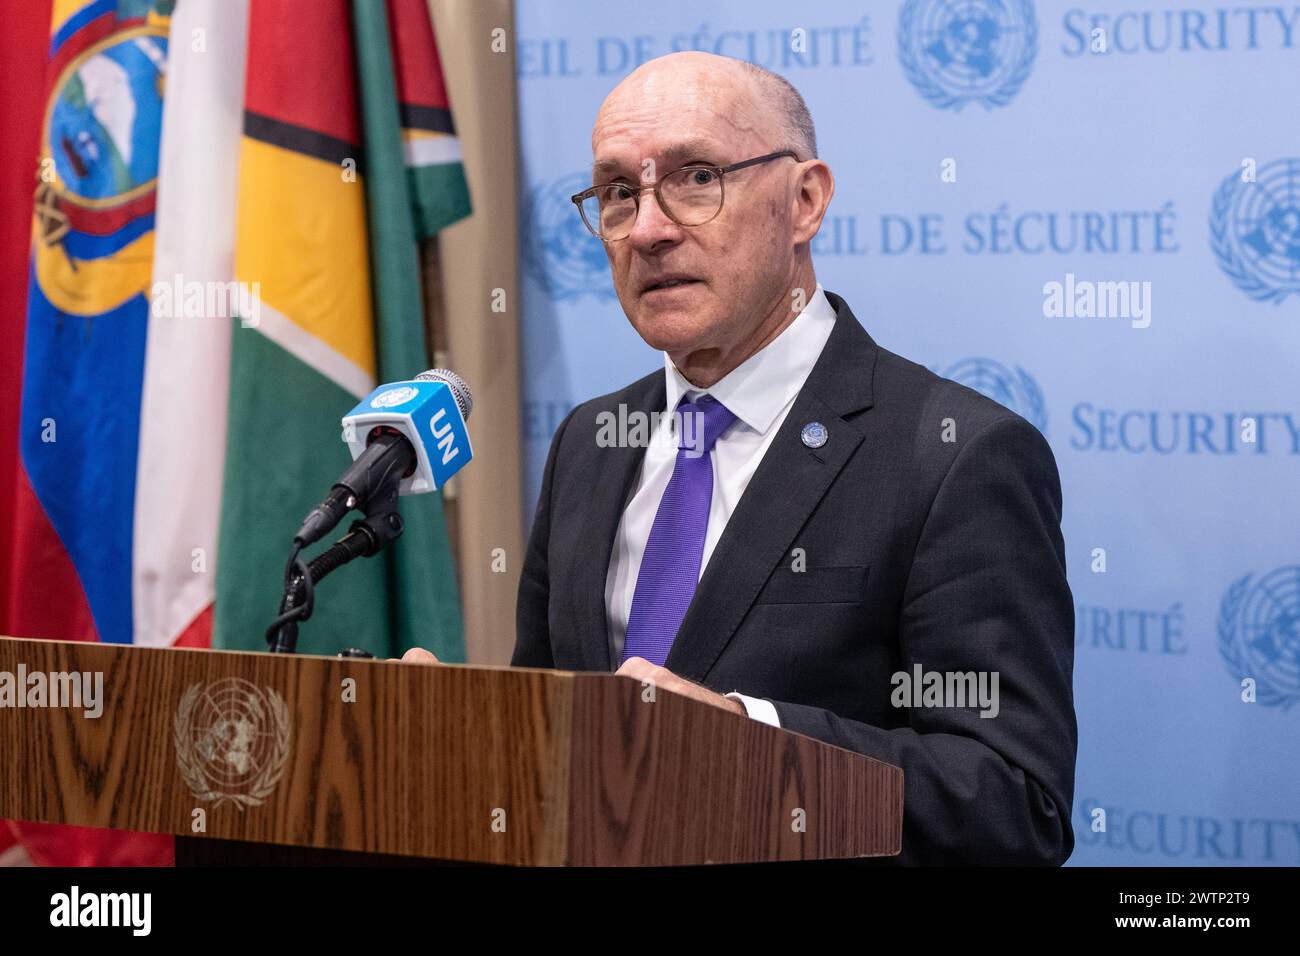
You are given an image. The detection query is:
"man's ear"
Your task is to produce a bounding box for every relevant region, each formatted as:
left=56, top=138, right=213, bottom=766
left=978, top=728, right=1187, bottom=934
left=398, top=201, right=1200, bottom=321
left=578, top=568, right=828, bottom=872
left=792, top=160, right=835, bottom=246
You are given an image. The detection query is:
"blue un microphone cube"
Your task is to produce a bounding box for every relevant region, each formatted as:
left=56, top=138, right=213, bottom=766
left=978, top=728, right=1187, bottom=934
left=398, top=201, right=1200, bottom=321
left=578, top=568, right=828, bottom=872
left=341, top=376, right=473, bottom=495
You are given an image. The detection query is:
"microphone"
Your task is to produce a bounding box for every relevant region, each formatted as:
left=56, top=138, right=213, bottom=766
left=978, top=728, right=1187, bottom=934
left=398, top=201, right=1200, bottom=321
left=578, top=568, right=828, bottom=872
left=293, top=368, right=473, bottom=549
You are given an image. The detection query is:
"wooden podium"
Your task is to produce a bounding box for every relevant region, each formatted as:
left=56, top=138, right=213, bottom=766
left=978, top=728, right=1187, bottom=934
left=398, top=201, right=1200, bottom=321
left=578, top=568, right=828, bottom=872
left=0, top=635, right=902, bottom=865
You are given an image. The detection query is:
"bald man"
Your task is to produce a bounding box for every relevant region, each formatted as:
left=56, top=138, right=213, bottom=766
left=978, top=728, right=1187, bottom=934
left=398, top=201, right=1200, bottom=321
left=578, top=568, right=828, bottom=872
left=416, top=52, right=1077, bottom=865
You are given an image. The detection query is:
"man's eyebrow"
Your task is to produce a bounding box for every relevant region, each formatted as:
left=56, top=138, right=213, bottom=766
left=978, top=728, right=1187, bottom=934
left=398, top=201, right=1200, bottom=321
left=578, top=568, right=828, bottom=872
left=591, top=139, right=722, bottom=181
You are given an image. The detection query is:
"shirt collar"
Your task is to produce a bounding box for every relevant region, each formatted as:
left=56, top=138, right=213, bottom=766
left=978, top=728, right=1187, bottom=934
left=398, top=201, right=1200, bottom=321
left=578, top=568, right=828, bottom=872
left=663, top=284, right=837, bottom=435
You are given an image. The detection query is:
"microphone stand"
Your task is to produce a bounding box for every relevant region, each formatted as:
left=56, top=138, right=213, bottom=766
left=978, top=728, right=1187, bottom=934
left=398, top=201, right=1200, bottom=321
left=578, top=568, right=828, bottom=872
left=266, top=469, right=406, bottom=654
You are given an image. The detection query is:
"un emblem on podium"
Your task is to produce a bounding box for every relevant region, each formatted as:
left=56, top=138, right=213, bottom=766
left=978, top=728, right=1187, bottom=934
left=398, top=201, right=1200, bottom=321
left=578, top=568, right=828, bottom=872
left=173, top=679, right=292, bottom=809
left=1210, top=159, right=1300, bottom=304
left=898, top=0, right=1038, bottom=112
left=1219, top=567, right=1300, bottom=710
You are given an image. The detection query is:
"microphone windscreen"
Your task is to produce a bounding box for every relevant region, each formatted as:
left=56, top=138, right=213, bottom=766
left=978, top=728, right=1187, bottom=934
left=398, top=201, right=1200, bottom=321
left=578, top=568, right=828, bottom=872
left=416, top=368, right=473, bottom=421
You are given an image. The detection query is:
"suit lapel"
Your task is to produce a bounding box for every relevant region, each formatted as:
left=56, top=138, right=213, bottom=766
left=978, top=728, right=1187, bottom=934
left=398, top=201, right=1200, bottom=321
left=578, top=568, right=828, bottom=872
left=567, top=373, right=665, bottom=671
left=665, top=293, right=879, bottom=682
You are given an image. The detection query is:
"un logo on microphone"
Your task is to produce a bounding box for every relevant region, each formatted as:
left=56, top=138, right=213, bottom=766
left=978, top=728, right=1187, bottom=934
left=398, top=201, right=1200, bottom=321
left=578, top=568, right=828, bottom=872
left=521, top=172, right=617, bottom=301
left=370, top=386, right=418, bottom=409
left=898, top=0, right=1037, bottom=112
left=1219, top=566, right=1300, bottom=710
left=1210, top=159, right=1300, bottom=304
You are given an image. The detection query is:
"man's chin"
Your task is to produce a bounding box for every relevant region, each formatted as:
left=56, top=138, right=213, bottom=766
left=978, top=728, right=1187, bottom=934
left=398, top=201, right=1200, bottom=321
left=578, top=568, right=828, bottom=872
left=630, top=288, right=713, bottom=337
left=630, top=308, right=710, bottom=353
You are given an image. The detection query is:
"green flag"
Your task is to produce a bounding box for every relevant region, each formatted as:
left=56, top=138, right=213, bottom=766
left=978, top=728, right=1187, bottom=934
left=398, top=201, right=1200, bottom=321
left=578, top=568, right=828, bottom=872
left=352, top=0, right=472, bottom=660
left=213, top=2, right=471, bottom=659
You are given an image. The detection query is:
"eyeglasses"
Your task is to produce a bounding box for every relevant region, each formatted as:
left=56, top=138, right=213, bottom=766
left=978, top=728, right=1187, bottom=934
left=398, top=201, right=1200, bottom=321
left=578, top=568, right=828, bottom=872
left=571, top=150, right=798, bottom=242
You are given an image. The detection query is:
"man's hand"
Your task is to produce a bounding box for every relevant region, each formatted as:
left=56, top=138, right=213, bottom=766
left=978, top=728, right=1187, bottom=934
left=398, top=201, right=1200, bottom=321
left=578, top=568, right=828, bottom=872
left=614, top=656, right=745, bottom=715
left=389, top=652, right=744, bottom=716
left=388, top=647, right=440, bottom=664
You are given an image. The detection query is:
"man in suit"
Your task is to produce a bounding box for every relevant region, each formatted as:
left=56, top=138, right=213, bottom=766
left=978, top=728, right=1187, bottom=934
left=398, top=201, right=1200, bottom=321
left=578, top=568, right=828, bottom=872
left=409, top=51, right=1077, bottom=865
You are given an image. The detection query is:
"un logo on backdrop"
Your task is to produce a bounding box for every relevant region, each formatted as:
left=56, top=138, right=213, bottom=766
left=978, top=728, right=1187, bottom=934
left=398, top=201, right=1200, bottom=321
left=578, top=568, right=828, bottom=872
left=521, top=172, right=617, bottom=301
left=1210, top=159, right=1300, bottom=304
left=942, top=358, right=1047, bottom=433
left=1219, top=567, right=1300, bottom=709
left=898, top=0, right=1037, bottom=111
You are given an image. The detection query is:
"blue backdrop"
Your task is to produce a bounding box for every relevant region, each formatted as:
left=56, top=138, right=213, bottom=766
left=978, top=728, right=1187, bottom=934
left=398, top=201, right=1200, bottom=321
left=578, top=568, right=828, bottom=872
left=515, top=0, right=1300, bottom=865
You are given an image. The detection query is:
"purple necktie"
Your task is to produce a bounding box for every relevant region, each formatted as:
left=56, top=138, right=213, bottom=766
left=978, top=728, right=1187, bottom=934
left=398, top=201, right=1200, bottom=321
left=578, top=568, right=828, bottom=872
left=622, top=394, right=737, bottom=666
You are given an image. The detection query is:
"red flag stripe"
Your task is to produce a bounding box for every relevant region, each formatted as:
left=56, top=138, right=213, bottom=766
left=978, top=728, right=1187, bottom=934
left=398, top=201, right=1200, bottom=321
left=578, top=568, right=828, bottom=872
left=243, top=0, right=361, bottom=148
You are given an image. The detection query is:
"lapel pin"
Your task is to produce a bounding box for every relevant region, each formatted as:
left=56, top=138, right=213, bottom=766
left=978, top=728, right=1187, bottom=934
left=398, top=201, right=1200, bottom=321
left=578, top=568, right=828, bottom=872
left=801, top=421, right=828, bottom=449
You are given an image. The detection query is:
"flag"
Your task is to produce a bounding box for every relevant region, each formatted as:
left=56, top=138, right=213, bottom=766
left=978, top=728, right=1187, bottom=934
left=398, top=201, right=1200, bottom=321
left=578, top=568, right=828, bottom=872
left=386, top=0, right=471, bottom=240
left=0, top=0, right=51, bottom=625
left=351, top=0, right=469, bottom=659
left=0, top=0, right=50, bottom=868
left=134, top=0, right=249, bottom=652
left=212, top=0, right=470, bottom=659
left=5, top=0, right=177, bottom=867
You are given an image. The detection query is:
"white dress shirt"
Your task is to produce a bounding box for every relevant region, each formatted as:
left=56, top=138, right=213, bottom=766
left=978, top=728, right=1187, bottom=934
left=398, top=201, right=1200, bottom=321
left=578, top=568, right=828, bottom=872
left=604, top=285, right=838, bottom=728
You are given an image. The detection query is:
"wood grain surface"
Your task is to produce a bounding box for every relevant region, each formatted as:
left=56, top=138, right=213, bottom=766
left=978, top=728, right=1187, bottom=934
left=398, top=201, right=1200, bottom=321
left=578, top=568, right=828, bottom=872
left=0, top=636, right=901, bottom=864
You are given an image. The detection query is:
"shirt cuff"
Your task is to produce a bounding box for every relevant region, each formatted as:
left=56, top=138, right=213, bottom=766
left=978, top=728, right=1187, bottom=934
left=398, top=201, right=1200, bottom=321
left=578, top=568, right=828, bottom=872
left=725, top=692, right=781, bottom=728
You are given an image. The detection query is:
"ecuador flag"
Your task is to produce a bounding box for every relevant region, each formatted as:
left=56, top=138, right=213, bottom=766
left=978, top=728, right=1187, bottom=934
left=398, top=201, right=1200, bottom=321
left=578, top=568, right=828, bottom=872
left=6, top=0, right=177, bottom=865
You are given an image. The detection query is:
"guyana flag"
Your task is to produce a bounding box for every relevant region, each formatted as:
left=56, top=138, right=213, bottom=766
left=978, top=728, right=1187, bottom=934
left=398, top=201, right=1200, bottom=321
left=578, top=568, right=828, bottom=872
left=213, top=0, right=470, bottom=659
left=385, top=0, right=471, bottom=240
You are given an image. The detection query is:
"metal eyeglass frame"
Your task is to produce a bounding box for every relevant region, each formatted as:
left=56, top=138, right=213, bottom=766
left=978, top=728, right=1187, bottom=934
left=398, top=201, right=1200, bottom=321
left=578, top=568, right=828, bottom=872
left=570, top=150, right=798, bottom=241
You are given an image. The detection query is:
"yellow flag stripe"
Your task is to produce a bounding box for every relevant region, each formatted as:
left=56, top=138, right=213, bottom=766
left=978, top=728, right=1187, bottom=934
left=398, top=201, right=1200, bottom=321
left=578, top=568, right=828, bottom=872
left=34, top=226, right=153, bottom=315
left=246, top=293, right=375, bottom=399
left=235, top=136, right=375, bottom=379
left=50, top=0, right=87, bottom=35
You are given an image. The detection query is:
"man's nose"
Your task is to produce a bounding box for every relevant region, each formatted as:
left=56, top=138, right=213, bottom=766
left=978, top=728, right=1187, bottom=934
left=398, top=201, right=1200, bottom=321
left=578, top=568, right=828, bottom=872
left=627, top=187, right=683, bottom=252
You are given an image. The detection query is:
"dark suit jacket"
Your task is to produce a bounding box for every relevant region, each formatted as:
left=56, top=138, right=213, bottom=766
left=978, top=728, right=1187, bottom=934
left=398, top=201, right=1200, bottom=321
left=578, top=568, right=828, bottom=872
left=512, top=291, right=1077, bottom=865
